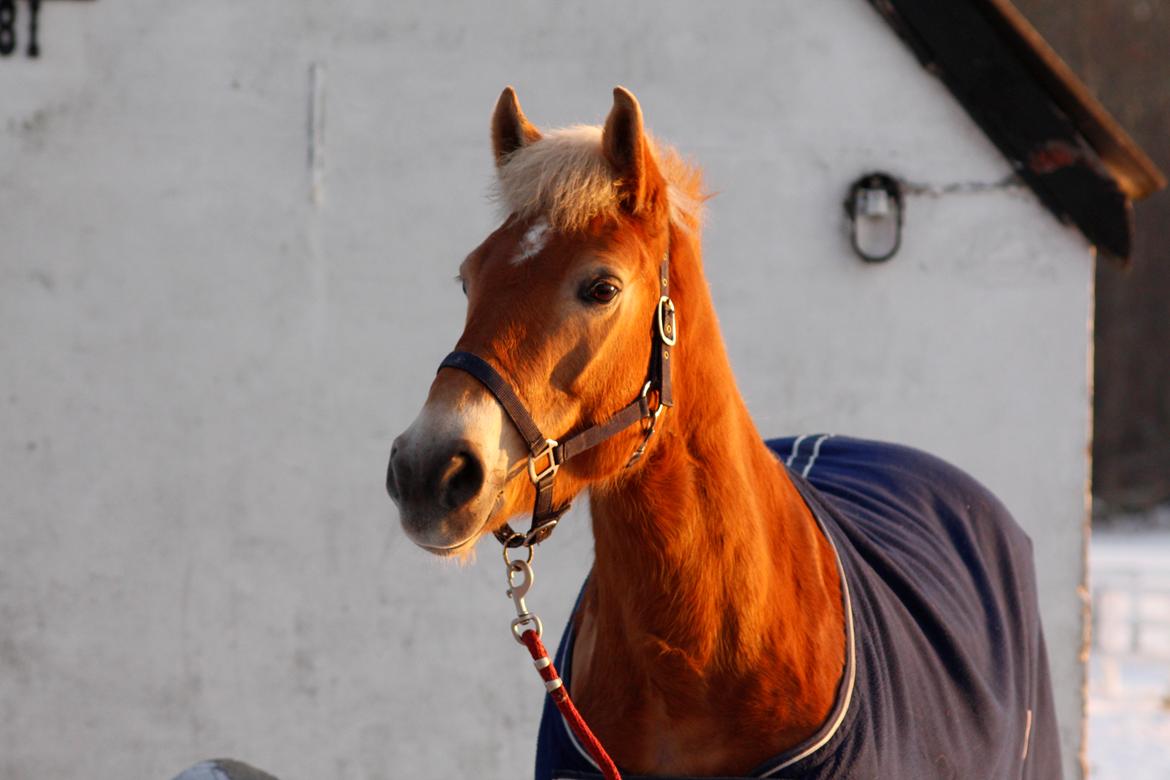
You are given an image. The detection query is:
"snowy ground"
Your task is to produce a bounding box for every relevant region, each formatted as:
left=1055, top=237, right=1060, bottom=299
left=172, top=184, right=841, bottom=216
left=1088, top=525, right=1170, bottom=780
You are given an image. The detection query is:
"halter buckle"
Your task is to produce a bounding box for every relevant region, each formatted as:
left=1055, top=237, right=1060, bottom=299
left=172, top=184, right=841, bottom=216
left=527, top=438, right=560, bottom=484
left=523, top=514, right=563, bottom=546
left=657, top=296, right=677, bottom=346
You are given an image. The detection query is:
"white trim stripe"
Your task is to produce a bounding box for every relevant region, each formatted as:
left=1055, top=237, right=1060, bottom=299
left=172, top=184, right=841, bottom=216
left=557, top=622, right=603, bottom=773
left=760, top=498, right=857, bottom=776
left=534, top=656, right=552, bottom=670
left=801, top=434, right=833, bottom=478
left=786, top=434, right=809, bottom=466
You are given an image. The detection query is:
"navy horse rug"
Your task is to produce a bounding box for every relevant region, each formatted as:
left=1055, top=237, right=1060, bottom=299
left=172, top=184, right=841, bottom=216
left=536, top=435, right=1062, bottom=779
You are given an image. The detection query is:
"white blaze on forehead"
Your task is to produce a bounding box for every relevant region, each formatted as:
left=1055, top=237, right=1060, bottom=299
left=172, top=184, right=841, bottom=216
left=513, top=219, right=551, bottom=265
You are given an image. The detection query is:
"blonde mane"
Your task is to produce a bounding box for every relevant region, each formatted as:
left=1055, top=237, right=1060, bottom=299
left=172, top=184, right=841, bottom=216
left=492, top=125, right=705, bottom=233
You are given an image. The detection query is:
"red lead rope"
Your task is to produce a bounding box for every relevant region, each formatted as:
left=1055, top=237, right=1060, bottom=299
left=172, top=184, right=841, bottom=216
left=519, top=629, right=623, bottom=780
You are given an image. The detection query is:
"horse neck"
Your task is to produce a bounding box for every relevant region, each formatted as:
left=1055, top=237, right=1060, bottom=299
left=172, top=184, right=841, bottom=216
left=578, top=228, right=845, bottom=769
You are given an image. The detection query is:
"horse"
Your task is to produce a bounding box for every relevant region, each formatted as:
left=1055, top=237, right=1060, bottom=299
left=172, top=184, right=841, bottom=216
left=386, top=86, right=1062, bottom=779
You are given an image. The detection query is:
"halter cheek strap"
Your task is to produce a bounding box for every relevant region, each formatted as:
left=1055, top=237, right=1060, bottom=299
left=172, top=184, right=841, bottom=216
left=438, top=249, right=676, bottom=549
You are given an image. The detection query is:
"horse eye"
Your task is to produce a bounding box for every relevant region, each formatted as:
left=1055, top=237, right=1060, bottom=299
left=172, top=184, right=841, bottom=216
left=585, top=280, right=620, bottom=304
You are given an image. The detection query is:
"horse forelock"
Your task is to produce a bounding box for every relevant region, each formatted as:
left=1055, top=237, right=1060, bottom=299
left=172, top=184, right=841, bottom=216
left=492, top=125, right=706, bottom=234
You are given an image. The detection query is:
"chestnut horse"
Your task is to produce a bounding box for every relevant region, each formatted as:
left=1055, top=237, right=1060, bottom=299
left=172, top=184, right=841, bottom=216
left=386, top=87, right=1061, bottom=779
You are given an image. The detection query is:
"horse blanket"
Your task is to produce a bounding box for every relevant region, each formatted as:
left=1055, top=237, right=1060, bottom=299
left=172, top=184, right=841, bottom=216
left=535, top=435, right=1062, bottom=779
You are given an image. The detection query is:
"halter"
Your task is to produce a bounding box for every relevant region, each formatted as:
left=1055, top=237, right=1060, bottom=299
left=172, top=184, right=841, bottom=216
left=437, top=247, right=676, bottom=550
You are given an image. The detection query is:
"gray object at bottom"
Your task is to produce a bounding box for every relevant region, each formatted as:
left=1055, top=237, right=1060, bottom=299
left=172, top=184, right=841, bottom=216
left=171, top=759, right=279, bottom=780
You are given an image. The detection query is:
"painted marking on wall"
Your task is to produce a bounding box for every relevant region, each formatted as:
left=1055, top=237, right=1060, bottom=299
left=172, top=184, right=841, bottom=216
left=308, top=62, right=326, bottom=206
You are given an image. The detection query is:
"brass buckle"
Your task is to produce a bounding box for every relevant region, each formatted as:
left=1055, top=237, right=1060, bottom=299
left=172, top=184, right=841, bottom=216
left=523, top=516, right=561, bottom=547
left=657, top=296, right=677, bottom=346
left=527, top=438, right=560, bottom=484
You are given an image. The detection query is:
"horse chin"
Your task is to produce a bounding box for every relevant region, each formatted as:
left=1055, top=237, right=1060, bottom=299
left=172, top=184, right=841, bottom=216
left=396, top=503, right=482, bottom=555
left=402, top=489, right=512, bottom=559
left=417, top=531, right=483, bottom=559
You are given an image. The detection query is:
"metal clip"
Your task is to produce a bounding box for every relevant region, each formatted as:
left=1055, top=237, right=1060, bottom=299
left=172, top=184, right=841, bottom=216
left=505, top=558, right=543, bottom=643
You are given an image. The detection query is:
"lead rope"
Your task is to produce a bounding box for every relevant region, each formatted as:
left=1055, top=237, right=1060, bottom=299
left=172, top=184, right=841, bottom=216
left=505, top=548, right=622, bottom=780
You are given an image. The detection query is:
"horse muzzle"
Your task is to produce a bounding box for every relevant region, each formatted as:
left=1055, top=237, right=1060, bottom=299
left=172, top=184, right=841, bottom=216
left=387, top=374, right=524, bottom=554
left=387, top=433, right=493, bottom=552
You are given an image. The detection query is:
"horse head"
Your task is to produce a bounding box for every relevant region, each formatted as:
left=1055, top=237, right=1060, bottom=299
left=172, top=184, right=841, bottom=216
left=386, top=86, right=699, bottom=557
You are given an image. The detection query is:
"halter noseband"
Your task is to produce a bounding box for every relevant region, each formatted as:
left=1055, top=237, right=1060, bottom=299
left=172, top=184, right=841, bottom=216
left=437, top=248, right=676, bottom=549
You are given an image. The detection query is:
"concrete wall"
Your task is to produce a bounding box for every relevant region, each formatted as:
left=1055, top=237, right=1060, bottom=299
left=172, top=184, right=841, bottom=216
left=0, top=2, right=1090, bottom=778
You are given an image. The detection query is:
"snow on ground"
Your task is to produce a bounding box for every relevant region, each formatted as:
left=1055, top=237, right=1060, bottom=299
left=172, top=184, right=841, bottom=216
left=1088, top=525, right=1170, bottom=780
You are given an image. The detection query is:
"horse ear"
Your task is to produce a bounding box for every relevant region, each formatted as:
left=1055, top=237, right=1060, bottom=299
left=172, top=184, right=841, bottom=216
left=602, top=86, right=663, bottom=215
left=491, top=86, right=542, bottom=167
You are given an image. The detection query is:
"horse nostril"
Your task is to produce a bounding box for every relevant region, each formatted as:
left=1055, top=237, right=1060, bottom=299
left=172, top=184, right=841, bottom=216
left=436, top=451, right=485, bottom=511
left=387, top=439, right=407, bottom=503
left=386, top=454, right=401, bottom=502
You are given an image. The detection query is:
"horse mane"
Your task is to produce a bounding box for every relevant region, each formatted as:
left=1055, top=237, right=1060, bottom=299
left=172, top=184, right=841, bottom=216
left=492, top=125, right=706, bottom=233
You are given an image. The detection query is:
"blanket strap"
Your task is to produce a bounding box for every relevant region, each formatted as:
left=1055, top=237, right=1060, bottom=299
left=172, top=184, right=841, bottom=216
left=519, top=629, right=622, bottom=780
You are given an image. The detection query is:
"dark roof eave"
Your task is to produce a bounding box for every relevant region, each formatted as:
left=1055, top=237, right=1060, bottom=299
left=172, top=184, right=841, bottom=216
left=866, top=0, right=1165, bottom=263
left=979, top=0, right=1166, bottom=201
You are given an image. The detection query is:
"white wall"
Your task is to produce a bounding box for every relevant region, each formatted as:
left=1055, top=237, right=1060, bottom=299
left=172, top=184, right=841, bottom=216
left=0, top=2, right=1090, bottom=778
